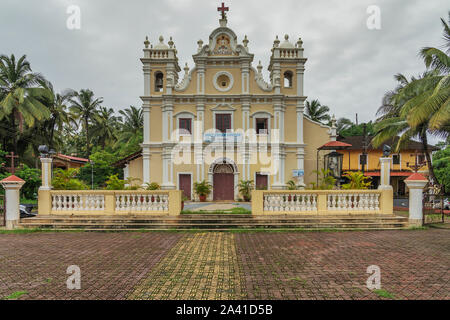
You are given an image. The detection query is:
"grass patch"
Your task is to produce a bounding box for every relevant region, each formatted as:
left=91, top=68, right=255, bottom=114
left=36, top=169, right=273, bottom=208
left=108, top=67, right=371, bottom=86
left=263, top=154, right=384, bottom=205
left=0, top=228, right=84, bottom=234
left=289, top=277, right=308, bottom=287
left=20, top=198, right=38, bottom=205
left=3, top=291, right=28, bottom=300
left=181, top=207, right=251, bottom=215
left=373, top=289, right=395, bottom=299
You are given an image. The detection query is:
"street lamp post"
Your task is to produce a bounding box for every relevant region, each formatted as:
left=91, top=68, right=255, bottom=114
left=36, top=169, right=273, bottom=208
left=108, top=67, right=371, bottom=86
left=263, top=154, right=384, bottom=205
left=90, top=160, right=95, bottom=190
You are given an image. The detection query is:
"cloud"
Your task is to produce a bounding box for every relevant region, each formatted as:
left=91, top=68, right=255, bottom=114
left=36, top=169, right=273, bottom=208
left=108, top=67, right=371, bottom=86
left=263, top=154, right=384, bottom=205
left=0, top=0, right=447, bottom=143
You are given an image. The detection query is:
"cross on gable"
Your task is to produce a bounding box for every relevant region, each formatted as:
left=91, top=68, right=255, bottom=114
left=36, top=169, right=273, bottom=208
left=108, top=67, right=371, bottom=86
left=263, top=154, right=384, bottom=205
left=217, top=2, right=229, bottom=19
left=5, top=152, right=19, bottom=174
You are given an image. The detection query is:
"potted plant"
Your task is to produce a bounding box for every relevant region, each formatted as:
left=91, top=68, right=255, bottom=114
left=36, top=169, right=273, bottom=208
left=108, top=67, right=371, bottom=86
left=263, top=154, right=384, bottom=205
left=181, top=195, right=188, bottom=210
left=145, top=182, right=161, bottom=201
left=286, top=180, right=297, bottom=201
left=194, top=180, right=212, bottom=202
left=238, top=180, right=254, bottom=202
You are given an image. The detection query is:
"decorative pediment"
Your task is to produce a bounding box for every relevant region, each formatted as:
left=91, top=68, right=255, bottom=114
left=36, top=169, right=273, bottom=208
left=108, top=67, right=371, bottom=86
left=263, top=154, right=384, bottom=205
left=211, top=103, right=236, bottom=111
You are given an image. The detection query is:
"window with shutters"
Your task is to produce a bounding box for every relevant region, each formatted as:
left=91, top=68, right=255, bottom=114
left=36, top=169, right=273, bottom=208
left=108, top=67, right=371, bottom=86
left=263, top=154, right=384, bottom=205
left=216, top=114, right=231, bottom=133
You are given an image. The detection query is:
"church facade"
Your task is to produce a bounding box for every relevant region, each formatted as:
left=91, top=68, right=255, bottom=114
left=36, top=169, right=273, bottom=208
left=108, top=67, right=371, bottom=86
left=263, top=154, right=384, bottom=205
left=123, top=5, right=334, bottom=201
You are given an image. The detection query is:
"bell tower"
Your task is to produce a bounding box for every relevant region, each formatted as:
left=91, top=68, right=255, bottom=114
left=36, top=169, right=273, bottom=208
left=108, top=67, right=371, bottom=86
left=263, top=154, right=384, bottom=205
left=268, top=34, right=307, bottom=188
left=141, top=35, right=181, bottom=187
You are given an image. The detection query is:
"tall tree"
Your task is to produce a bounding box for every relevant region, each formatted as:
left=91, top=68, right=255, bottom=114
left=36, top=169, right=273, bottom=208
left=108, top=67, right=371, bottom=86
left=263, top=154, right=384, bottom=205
left=115, top=105, right=143, bottom=156
left=373, top=72, right=443, bottom=184
left=404, top=13, right=450, bottom=132
left=69, top=89, right=103, bottom=158
left=92, top=106, right=119, bottom=150
left=0, top=54, right=50, bottom=153
left=305, top=99, right=331, bottom=124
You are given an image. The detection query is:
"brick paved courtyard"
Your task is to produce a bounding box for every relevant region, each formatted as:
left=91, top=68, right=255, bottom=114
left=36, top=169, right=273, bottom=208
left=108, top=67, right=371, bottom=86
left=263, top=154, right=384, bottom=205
left=0, top=229, right=448, bottom=300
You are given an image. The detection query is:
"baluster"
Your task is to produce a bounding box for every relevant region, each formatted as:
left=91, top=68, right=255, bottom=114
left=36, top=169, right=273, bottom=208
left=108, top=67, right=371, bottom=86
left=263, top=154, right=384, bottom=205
left=374, top=194, right=380, bottom=211
left=295, top=195, right=301, bottom=211
left=363, top=194, right=369, bottom=211
left=52, top=195, right=56, bottom=210
left=342, top=194, right=348, bottom=210
left=369, top=194, right=374, bottom=210
left=263, top=195, right=269, bottom=211
left=311, top=195, right=317, bottom=211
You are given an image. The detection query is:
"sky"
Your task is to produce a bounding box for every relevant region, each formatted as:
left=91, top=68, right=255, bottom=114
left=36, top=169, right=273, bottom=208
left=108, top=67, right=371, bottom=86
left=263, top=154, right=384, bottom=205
left=0, top=0, right=448, bottom=135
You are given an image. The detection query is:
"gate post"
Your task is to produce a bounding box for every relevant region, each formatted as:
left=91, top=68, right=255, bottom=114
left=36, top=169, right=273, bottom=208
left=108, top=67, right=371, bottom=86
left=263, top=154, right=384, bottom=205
left=404, top=173, right=428, bottom=227
left=0, top=175, right=25, bottom=230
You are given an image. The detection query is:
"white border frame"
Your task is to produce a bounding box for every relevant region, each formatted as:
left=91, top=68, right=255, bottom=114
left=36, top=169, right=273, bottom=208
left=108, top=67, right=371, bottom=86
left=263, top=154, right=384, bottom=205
left=213, top=71, right=234, bottom=92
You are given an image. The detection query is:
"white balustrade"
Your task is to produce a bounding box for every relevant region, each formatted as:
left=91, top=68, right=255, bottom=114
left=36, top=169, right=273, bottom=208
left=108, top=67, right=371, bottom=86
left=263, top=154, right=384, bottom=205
left=115, top=193, right=169, bottom=212
left=51, top=194, right=105, bottom=211
left=263, top=193, right=318, bottom=212
left=326, top=192, right=380, bottom=212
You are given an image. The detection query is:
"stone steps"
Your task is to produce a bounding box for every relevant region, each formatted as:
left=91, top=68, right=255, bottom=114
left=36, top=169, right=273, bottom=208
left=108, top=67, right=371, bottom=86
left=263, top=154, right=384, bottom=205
left=19, top=214, right=409, bottom=230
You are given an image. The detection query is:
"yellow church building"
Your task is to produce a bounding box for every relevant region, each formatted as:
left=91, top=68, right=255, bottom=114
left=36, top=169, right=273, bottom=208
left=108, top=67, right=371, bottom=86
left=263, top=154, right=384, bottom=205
left=121, top=5, right=334, bottom=201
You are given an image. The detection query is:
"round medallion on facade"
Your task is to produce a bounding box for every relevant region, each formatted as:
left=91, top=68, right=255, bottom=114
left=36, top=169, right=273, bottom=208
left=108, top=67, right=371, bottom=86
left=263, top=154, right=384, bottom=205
left=213, top=71, right=234, bottom=92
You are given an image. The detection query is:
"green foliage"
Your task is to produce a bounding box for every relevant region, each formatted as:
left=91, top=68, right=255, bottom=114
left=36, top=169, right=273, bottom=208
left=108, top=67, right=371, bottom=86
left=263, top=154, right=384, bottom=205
left=433, top=145, right=450, bottom=193
left=15, top=165, right=41, bottom=199
left=105, top=174, right=141, bottom=190
left=286, top=180, right=298, bottom=190
left=145, top=182, right=161, bottom=190
left=194, top=180, right=213, bottom=197
left=305, top=99, right=331, bottom=124
left=309, top=169, right=336, bottom=190
left=339, top=121, right=375, bottom=137
left=341, top=171, right=372, bottom=190
left=238, top=180, right=254, bottom=201
left=77, top=148, right=121, bottom=189
left=105, top=174, right=125, bottom=190
left=52, top=168, right=89, bottom=190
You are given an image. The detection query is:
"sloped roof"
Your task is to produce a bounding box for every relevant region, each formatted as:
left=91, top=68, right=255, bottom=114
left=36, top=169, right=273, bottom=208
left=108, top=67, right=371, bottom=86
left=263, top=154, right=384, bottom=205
left=55, top=154, right=89, bottom=163
left=318, top=141, right=352, bottom=150
left=113, top=150, right=143, bottom=168
left=0, top=175, right=25, bottom=182
left=337, top=136, right=438, bottom=151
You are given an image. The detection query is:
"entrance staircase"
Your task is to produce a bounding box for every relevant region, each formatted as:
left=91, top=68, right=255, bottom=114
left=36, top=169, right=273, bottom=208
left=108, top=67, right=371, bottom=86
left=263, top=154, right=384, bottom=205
left=19, top=214, right=409, bottom=231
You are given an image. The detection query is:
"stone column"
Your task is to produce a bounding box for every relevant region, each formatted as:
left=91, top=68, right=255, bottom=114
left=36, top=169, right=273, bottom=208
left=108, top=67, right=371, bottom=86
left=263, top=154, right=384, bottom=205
left=378, top=157, right=392, bottom=190
left=404, top=173, right=428, bottom=227
left=40, top=157, right=52, bottom=190
left=0, top=175, right=25, bottom=229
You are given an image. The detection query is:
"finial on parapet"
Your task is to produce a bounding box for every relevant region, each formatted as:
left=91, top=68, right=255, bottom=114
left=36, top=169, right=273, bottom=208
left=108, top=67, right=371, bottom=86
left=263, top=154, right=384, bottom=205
left=297, top=37, right=303, bottom=48
left=331, top=114, right=337, bottom=128
left=197, top=39, right=203, bottom=52
left=273, top=35, right=280, bottom=48
left=184, top=62, right=189, bottom=73
left=144, top=36, right=150, bottom=48
left=168, top=36, right=174, bottom=48
left=243, top=35, right=249, bottom=48
left=257, top=60, right=263, bottom=73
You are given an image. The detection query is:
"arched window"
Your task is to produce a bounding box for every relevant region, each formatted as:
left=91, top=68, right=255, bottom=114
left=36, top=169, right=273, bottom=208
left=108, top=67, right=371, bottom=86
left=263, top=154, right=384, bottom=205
left=283, top=71, right=293, bottom=88
left=155, top=71, right=164, bottom=92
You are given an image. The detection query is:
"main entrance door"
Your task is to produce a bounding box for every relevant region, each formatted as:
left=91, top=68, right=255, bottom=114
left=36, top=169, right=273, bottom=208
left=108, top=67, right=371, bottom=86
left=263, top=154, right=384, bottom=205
left=179, top=174, right=191, bottom=200
left=213, top=164, right=234, bottom=201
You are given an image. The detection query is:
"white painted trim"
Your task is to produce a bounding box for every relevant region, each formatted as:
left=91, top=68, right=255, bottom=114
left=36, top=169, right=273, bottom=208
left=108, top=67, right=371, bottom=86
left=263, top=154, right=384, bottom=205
left=177, top=172, right=193, bottom=200
left=213, top=71, right=234, bottom=92
left=174, top=111, right=195, bottom=138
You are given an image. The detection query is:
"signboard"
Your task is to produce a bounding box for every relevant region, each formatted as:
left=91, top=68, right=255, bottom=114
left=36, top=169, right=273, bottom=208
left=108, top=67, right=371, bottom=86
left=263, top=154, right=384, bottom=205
left=293, top=169, right=304, bottom=177
left=204, top=132, right=243, bottom=143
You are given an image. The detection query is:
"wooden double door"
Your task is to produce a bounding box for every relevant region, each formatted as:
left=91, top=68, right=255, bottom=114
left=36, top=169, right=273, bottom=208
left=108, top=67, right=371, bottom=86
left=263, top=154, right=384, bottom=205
left=212, top=163, right=235, bottom=201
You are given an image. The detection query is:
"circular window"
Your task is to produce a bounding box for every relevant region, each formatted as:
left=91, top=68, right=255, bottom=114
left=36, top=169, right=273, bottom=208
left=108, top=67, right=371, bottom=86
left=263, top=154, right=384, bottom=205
left=213, top=71, right=234, bottom=92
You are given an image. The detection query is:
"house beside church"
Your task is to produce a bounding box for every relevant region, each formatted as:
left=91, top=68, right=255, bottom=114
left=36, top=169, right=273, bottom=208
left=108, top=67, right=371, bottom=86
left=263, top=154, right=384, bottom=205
left=119, top=4, right=334, bottom=200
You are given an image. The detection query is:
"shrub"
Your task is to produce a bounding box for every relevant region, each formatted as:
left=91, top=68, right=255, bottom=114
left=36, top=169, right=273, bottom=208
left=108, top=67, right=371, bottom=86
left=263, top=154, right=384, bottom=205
left=145, top=182, right=161, bottom=190
left=341, top=171, right=372, bottom=190
left=286, top=180, right=297, bottom=190
left=309, top=169, right=336, bottom=190
left=52, top=168, right=89, bottom=190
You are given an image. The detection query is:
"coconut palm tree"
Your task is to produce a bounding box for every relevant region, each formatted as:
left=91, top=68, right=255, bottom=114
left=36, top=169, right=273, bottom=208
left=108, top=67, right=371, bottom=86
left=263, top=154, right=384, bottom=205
left=373, top=72, right=443, bottom=184
left=305, top=99, right=331, bottom=124
left=69, top=89, right=103, bottom=158
left=115, top=105, right=143, bottom=150
left=0, top=54, right=50, bottom=153
left=403, top=13, right=450, bottom=132
left=38, top=81, right=76, bottom=150
left=92, top=106, right=119, bottom=149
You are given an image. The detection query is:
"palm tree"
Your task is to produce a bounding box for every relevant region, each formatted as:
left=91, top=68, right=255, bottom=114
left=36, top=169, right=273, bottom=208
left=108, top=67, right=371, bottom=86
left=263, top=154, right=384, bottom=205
left=0, top=54, right=50, bottom=153
left=336, top=117, right=353, bottom=134
left=115, top=106, right=143, bottom=151
left=404, top=13, right=450, bottom=132
left=92, top=106, right=119, bottom=149
left=69, top=89, right=103, bottom=158
left=373, top=72, right=442, bottom=184
left=38, top=81, right=76, bottom=150
left=305, top=99, right=331, bottom=124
